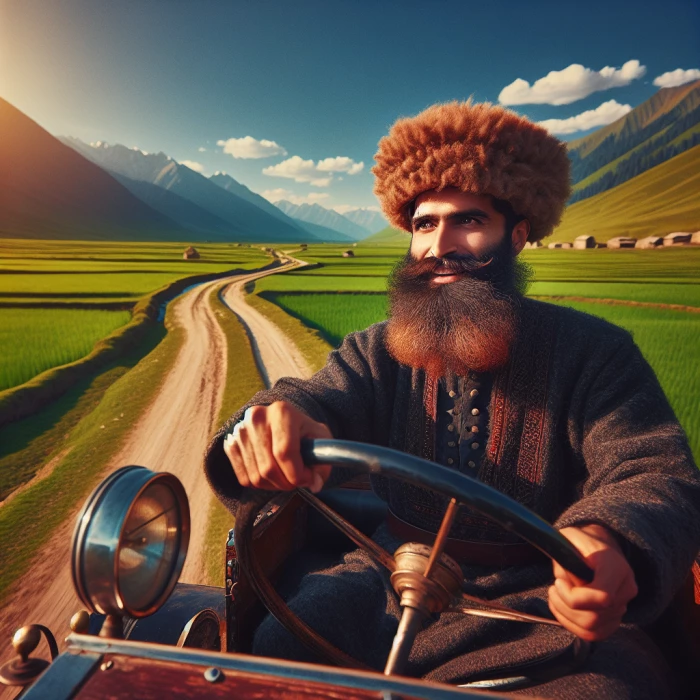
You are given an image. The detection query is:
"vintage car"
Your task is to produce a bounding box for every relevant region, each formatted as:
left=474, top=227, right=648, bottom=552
left=2, top=439, right=698, bottom=699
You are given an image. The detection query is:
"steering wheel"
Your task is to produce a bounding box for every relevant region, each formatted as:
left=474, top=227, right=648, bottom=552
left=234, top=439, right=593, bottom=682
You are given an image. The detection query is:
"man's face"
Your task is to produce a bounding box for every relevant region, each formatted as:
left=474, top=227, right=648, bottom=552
left=385, top=189, right=532, bottom=377
left=409, top=188, right=528, bottom=280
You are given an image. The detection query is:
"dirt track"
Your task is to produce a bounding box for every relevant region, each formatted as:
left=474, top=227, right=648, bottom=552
left=0, top=259, right=310, bottom=692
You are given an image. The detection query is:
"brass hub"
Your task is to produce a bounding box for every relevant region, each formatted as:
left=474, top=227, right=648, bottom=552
left=390, top=542, right=463, bottom=616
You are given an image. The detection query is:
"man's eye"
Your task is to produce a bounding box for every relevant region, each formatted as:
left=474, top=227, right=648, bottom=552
left=460, top=216, right=478, bottom=225
left=414, top=220, right=434, bottom=231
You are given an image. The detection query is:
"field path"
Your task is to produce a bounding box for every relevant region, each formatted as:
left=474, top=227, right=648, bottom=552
left=0, top=257, right=311, bottom=694
left=220, top=258, right=314, bottom=387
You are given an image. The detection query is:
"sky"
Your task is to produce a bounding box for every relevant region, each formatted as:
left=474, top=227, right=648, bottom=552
left=1, top=0, right=699, bottom=213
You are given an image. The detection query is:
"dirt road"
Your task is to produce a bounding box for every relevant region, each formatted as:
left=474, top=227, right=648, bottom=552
left=0, top=259, right=311, bottom=692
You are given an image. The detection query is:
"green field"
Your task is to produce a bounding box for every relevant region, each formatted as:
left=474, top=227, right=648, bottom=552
left=0, top=239, right=271, bottom=391
left=0, top=308, right=132, bottom=390
left=254, top=244, right=700, bottom=462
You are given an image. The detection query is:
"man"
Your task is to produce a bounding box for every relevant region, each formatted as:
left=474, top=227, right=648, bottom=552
left=205, top=101, right=700, bottom=697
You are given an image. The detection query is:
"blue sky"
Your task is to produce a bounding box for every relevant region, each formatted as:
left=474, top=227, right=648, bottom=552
left=1, top=0, right=698, bottom=212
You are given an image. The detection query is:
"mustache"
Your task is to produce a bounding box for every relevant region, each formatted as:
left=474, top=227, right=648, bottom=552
left=398, top=253, right=496, bottom=281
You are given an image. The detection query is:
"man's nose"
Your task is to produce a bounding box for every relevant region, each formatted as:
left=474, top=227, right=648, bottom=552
left=428, top=224, right=458, bottom=259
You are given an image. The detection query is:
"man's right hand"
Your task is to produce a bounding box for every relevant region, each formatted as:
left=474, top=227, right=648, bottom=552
left=223, top=401, right=333, bottom=493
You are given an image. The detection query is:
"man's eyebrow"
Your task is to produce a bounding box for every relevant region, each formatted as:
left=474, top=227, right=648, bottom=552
left=411, top=208, right=491, bottom=223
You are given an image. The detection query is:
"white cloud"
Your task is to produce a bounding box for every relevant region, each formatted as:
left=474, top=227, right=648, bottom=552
left=198, top=147, right=206, bottom=152
left=180, top=160, right=205, bottom=173
left=537, top=100, right=632, bottom=135
left=217, top=136, right=287, bottom=159
left=316, top=156, right=364, bottom=175
left=499, top=60, right=646, bottom=106
left=653, top=68, right=700, bottom=89
left=262, top=154, right=363, bottom=186
left=333, top=204, right=381, bottom=214
left=259, top=188, right=330, bottom=205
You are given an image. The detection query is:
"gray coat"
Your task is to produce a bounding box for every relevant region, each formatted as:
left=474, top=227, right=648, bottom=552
left=204, top=298, right=700, bottom=693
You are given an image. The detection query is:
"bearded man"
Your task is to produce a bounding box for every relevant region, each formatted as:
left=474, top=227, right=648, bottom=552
left=204, top=101, right=700, bottom=698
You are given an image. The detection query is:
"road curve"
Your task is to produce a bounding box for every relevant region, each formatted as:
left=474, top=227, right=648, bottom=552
left=0, top=259, right=311, bottom=693
left=220, top=261, right=313, bottom=387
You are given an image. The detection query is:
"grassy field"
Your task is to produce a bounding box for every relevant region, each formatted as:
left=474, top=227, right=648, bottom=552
left=0, top=297, right=186, bottom=602
left=0, top=239, right=270, bottom=392
left=251, top=244, right=700, bottom=462
left=0, top=308, right=131, bottom=390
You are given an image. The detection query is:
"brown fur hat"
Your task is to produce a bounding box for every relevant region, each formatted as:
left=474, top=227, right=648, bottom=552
left=372, top=100, right=571, bottom=242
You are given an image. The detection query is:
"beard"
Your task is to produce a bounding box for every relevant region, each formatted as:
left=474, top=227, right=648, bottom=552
left=385, top=237, right=532, bottom=377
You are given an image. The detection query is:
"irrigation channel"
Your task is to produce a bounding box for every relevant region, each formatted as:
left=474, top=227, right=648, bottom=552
left=0, top=257, right=313, bottom=693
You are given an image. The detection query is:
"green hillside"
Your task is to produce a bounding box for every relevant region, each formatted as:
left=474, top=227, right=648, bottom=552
left=363, top=225, right=409, bottom=246
left=566, top=81, right=700, bottom=203
left=551, top=145, right=700, bottom=242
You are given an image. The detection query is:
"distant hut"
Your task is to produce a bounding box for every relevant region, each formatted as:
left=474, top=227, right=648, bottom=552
left=636, top=236, right=663, bottom=249
left=183, top=246, right=200, bottom=260
left=607, top=237, right=637, bottom=249
left=299, top=243, right=308, bottom=249
left=663, top=232, right=692, bottom=246
left=523, top=241, right=543, bottom=249
left=574, top=235, right=596, bottom=249
left=342, top=249, right=355, bottom=258
left=547, top=242, right=572, bottom=249
left=692, top=231, right=700, bottom=245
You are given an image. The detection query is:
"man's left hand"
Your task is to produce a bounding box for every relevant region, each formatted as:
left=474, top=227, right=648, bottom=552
left=549, top=524, right=638, bottom=641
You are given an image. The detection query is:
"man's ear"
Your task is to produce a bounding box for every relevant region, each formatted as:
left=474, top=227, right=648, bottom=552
left=511, top=219, right=531, bottom=255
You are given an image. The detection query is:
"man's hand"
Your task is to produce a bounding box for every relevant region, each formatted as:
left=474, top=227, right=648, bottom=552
left=549, top=524, right=638, bottom=641
left=223, top=401, right=332, bottom=493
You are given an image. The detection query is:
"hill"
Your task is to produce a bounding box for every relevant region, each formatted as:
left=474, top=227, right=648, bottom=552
left=567, top=80, right=700, bottom=203
left=0, top=98, right=190, bottom=241
left=363, top=225, right=409, bottom=246
left=551, top=144, right=700, bottom=242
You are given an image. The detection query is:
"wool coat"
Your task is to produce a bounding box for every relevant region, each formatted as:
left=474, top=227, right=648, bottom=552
left=204, top=298, right=700, bottom=696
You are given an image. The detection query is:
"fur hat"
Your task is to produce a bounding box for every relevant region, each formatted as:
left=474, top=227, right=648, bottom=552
left=372, top=100, right=571, bottom=242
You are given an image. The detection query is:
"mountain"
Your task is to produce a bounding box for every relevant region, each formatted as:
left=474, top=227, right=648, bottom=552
left=209, top=172, right=292, bottom=224
left=63, top=138, right=318, bottom=243
left=293, top=219, right=354, bottom=243
left=338, top=208, right=388, bottom=234
left=567, top=80, right=700, bottom=204
left=0, top=98, right=190, bottom=241
left=108, top=172, right=240, bottom=239
left=552, top=144, right=700, bottom=242
left=274, top=201, right=369, bottom=240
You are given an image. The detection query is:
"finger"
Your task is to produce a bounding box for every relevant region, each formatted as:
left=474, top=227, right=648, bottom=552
left=269, top=405, right=315, bottom=488
left=549, top=586, right=624, bottom=640
left=552, top=581, right=627, bottom=626
left=235, top=423, right=277, bottom=490
left=244, top=408, right=296, bottom=490
left=554, top=577, right=618, bottom=611
left=223, top=435, right=250, bottom=488
left=552, top=559, right=586, bottom=588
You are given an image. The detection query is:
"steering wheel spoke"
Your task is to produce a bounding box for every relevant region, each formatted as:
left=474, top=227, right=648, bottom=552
left=449, top=591, right=561, bottom=627
left=296, top=489, right=396, bottom=573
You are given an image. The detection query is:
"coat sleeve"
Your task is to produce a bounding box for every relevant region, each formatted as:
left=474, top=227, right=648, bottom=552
left=555, top=332, right=700, bottom=624
left=203, top=322, right=398, bottom=513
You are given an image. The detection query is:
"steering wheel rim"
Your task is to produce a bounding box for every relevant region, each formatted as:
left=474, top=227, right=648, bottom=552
left=234, top=438, right=593, bottom=671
